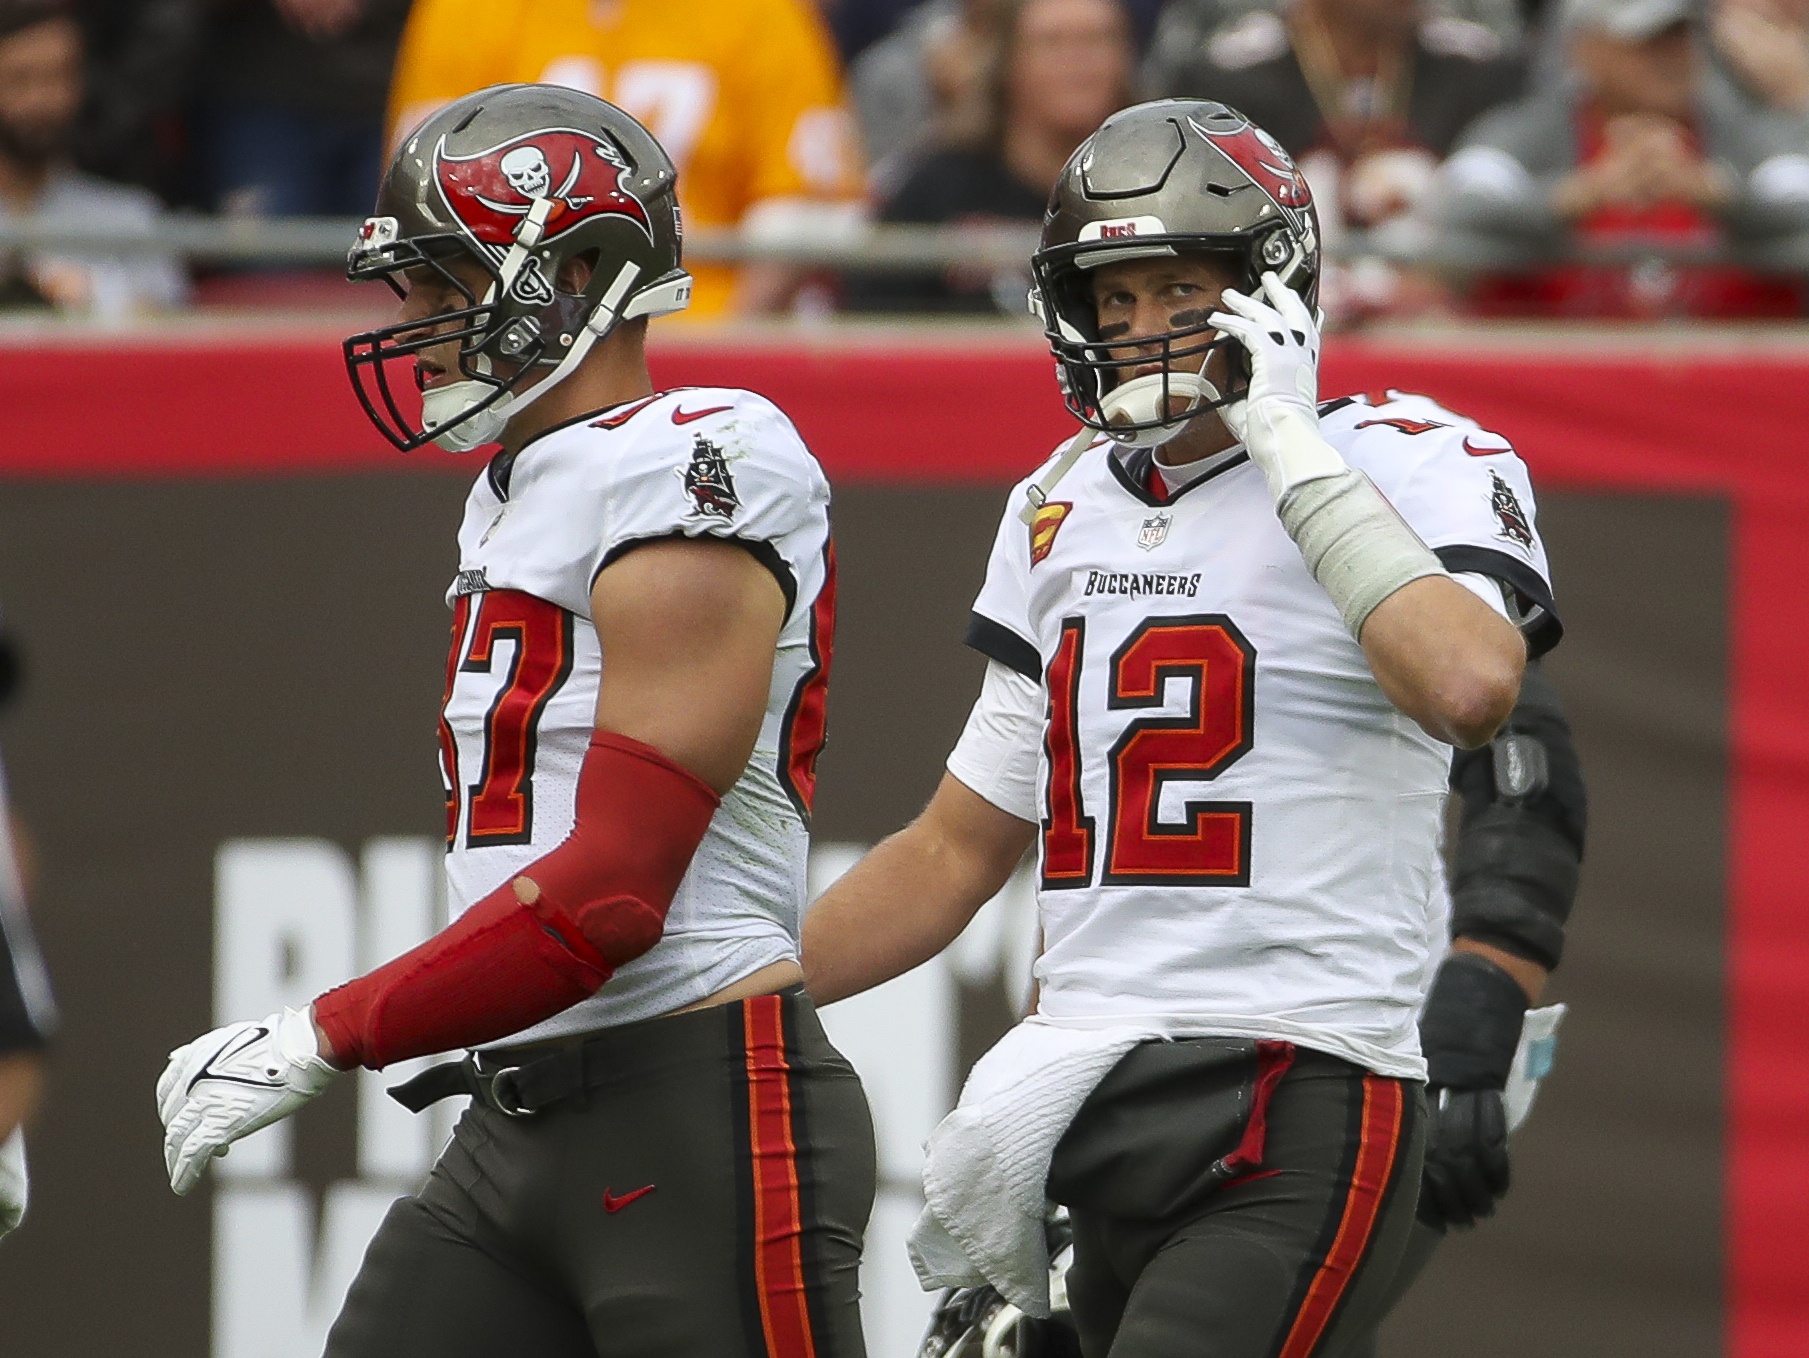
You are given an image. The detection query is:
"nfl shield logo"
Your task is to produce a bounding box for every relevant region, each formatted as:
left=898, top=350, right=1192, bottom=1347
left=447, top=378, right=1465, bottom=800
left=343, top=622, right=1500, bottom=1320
left=1137, top=511, right=1172, bottom=551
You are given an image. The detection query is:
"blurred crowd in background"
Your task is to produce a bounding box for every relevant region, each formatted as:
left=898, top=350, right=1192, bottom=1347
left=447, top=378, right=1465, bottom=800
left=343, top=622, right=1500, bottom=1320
left=3, top=0, right=1809, bottom=324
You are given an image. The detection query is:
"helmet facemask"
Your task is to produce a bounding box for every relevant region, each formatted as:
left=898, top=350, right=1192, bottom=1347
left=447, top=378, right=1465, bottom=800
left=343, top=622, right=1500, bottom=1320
left=345, top=221, right=677, bottom=454
left=344, top=228, right=547, bottom=453
left=1034, top=239, right=1310, bottom=450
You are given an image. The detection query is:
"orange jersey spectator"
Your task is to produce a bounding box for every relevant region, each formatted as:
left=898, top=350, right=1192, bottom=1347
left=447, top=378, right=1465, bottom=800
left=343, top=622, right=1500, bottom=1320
left=387, top=0, right=864, bottom=313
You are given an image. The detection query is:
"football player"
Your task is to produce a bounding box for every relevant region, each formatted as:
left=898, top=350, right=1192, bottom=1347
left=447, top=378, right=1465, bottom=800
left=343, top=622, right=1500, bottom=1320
left=805, top=99, right=1561, bottom=1358
left=913, top=662, right=1589, bottom=1358
left=155, top=86, right=874, bottom=1358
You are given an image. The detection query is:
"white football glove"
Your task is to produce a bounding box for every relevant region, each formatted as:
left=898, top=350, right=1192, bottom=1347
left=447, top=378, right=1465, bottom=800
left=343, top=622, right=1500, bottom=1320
left=156, top=1007, right=336, bottom=1196
left=0, top=1127, right=26, bottom=1239
left=1210, top=271, right=1345, bottom=503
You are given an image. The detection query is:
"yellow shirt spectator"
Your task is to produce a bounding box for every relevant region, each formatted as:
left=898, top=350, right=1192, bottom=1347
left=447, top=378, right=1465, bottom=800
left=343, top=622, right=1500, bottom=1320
left=388, top=0, right=864, bottom=314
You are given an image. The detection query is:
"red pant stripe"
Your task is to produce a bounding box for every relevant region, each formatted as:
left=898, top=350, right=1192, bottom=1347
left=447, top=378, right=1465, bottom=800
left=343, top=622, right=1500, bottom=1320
left=742, top=994, right=819, bottom=1358
left=1275, top=1075, right=1406, bottom=1358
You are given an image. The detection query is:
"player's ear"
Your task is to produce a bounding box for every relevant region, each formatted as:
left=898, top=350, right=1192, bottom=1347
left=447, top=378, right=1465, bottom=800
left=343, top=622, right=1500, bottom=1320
left=557, top=250, right=598, bottom=295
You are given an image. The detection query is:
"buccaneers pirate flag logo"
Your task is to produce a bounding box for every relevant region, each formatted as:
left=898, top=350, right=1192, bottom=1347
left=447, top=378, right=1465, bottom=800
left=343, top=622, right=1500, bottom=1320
left=1489, top=470, right=1534, bottom=547
left=434, top=129, right=652, bottom=249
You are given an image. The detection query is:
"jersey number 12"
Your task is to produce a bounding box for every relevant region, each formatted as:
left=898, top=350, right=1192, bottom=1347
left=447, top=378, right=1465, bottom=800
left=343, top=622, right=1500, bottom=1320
left=1042, top=614, right=1255, bottom=889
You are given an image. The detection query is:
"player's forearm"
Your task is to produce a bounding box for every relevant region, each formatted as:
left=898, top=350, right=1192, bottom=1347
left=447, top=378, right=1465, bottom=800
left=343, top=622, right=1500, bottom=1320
left=1451, top=936, right=1548, bottom=1004
left=804, top=776, right=1033, bottom=1005
left=1361, top=576, right=1525, bottom=748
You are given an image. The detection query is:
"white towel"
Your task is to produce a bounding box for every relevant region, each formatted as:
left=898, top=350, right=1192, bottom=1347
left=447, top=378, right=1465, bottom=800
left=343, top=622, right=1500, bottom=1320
left=1504, top=1003, right=1566, bottom=1133
left=906, top=1017, right=1156, bottom=1317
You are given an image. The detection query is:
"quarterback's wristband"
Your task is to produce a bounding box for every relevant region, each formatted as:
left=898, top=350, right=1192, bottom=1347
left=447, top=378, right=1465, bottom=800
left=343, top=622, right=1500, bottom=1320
left=1278, top=468, right=1449, bottom=640
left=1419, top=951, right=1529, bottom=1090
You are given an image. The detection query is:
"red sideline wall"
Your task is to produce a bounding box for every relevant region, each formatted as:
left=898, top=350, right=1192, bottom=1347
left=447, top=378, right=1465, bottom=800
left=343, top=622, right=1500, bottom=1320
left=2, top=326, right=1806, bottom=1353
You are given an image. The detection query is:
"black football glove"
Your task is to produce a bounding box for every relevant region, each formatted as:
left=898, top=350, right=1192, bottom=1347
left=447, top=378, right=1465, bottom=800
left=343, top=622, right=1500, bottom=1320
left=1416, top=951, right=1527, bottom=1231
left=1421, top=1086, right=1509, bottom=1229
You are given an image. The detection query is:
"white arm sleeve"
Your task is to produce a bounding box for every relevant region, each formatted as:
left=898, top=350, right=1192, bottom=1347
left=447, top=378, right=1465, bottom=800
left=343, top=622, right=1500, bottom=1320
left=1452, top=571, right=1512, bottom=621
left=945, top=660, right=1043, bottom=824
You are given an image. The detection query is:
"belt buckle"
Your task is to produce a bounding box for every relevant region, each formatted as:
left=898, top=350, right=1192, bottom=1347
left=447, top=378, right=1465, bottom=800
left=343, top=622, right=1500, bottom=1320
left=485, top=1065, right=532, bottom=1118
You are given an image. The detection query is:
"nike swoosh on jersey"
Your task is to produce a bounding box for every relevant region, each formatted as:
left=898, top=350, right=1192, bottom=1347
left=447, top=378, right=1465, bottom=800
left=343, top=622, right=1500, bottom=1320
left=602, top=1184, right=657, bottom=1213
left=591, top=395, right=660, bottom=429
left=1462, top=436, right=1512, bottom=456
left=672, top=404, right=733, bottom=425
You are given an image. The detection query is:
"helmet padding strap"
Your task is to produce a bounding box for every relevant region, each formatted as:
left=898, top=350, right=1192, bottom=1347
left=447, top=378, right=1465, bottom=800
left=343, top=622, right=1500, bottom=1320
left=429, top=260, right=642, bottom=452
left=491, top=196, right=556, bottom=303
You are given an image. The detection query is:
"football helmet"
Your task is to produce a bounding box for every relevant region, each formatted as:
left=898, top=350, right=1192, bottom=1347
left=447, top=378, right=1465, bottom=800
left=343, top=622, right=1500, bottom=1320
left=344, top=84, right=691, bottom=453
left=1030, top=100, right=1320, bottom=448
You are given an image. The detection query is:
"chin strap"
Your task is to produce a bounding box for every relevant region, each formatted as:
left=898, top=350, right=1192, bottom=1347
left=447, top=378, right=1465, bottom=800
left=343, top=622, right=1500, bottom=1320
left=1020, top=425, right=1101, bottom=525
left=1097, top=371, right=1221, bottom=451
left=428, top=259, right=644, bottom=452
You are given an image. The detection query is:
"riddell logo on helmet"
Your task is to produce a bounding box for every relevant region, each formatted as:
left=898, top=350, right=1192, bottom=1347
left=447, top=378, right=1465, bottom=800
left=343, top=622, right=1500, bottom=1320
left=433, top=128, right=652, bottom=249
left=1079, top=215, right=1166, bottom=242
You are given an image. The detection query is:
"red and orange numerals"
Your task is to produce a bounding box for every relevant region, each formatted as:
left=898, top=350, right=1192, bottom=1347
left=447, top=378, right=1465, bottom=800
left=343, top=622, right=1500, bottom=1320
left=1041, top=618, right=1097, bottom=888
left=1041, top=614, right=1256, bottom=890
left=1103, top=618, right=1254, bottom=886
left=448, top=590, right=575, bottom=847
left=778, top=540, right=837, bottom=823
left=438, top=594, right=471, bottom=846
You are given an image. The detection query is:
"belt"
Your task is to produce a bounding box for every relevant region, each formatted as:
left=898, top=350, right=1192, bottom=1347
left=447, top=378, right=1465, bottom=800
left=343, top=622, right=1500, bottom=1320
left=388, top=1042, right=600, bottom=1119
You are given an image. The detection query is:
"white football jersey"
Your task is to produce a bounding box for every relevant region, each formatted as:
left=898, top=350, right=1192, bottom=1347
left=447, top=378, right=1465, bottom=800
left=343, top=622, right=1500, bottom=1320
left=962, top=391, right=1558, bottom=1079
left=437, top=387, right=834, bottom=1044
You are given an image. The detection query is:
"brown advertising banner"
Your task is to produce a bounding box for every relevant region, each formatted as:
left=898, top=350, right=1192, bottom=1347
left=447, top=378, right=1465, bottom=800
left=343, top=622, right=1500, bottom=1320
left=0, top=329, right=1798, bottom=1357
left=0, top=471, right=1722, bottom=1358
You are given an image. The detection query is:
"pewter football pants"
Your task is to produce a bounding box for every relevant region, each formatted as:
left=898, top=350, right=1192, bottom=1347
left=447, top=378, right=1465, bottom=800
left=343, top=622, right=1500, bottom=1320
left=323, top=990, right=877, bottom=1358
left=1052, top=1041, right=1427, bottom=1358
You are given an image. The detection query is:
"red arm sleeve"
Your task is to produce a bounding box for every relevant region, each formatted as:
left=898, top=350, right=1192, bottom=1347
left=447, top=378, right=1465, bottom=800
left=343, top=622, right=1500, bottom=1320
left=313, top=731, right=720, bottom=1069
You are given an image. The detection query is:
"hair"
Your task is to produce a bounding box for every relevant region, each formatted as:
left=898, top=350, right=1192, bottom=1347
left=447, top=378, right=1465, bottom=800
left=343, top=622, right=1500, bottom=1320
left=963, top=0, right=1136, bottom=154
left=0, top=0, right=70, bottom=45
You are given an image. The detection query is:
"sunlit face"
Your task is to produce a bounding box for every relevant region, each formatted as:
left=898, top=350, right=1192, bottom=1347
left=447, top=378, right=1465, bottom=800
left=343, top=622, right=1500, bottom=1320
left=1088, top=252, right=1242, bottom=393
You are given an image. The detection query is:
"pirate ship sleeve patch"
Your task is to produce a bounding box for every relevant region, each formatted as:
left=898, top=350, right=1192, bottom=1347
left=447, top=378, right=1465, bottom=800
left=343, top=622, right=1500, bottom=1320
left=577, top=389, right=831, bottom=617
left=678, top=433, right=741, bottom=521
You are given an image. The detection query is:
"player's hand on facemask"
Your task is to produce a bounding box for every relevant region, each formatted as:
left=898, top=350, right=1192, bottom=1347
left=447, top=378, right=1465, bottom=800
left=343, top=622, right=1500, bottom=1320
left=0, top=1127, right=27, bottom=1238
left=156, top=1007, right=337, bottom=1196
left=1414, top=951, right=1528, bottom=1230
left=1209, top=272, right=1344, bottom=504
